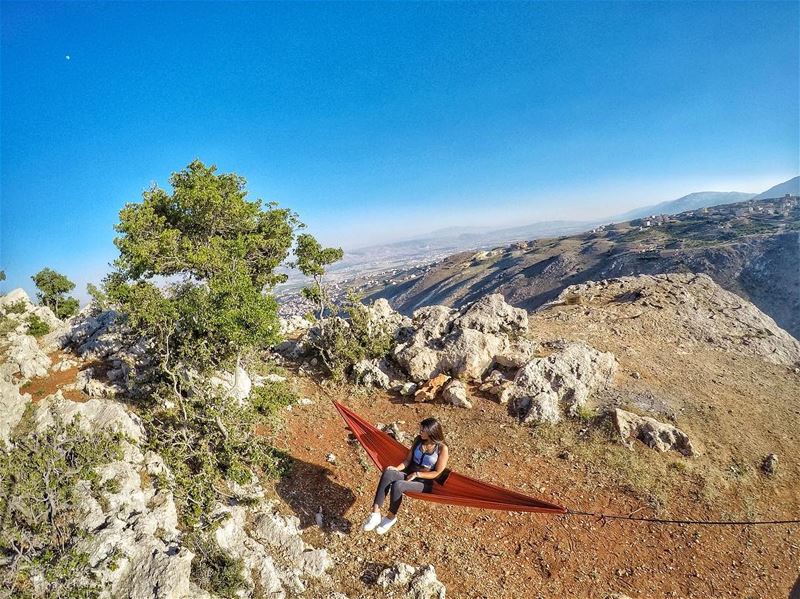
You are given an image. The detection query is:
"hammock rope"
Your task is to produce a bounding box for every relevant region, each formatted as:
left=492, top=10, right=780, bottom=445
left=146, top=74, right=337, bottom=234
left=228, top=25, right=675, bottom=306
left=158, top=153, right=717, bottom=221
left=565, top=510, right=800, bottom=526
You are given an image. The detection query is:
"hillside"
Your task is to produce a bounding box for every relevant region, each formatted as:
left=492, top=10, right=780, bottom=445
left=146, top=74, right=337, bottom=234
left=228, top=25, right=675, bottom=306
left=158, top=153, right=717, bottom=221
left=610, top=191, right=756, bottom=222
left=753, top=176, right=800, bottom=200
left=361, top=195, right=800, bottom=339
left=3, top=269, right=800, bottom=598
left=272, top=273, right=800, bottom=598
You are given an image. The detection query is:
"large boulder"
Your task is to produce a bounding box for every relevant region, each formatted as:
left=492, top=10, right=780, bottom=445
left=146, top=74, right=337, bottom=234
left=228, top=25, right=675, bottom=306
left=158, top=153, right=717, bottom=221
left=453, top=293, right=528, bottom=336
left=438, top=328, right=509, bottom=380
left=500, top=341, right=618, bottom=424
left=612, top=408, right=694, bottom=456
left=6, top=332, right=51, bottom=378
left=393, top=343, right=445, bottom=382
left=365, top=298, right=413, bottom=342
left=408, top=306, right=458, bottom=344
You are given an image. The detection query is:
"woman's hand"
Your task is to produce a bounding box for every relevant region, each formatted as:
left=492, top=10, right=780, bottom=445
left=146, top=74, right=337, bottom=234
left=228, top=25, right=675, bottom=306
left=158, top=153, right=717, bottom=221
left=405, top=472, right=418, bottom=481
left=387, top=465, right=398, bottom=471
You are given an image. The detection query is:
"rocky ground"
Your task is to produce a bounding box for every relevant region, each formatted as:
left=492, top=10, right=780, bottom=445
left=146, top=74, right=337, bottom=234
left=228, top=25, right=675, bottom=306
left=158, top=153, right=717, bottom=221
left=2, top=270, right=800, bottom=598
left=268, top=273, right=800, bottom=598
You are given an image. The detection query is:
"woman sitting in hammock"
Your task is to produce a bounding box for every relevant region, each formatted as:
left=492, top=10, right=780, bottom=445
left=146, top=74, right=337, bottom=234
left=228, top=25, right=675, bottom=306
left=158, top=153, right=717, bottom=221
left=363, top=417, right=449, bottom=534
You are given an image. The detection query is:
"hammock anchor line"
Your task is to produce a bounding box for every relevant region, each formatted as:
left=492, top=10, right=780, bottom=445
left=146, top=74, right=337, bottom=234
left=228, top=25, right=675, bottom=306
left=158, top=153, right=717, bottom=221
left=564, top=509, right=800, bottom=526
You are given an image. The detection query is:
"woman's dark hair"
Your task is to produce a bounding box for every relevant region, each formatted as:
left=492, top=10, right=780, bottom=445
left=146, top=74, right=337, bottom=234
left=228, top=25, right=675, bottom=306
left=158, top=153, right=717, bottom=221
left=419, top=417, right=445, bottom=445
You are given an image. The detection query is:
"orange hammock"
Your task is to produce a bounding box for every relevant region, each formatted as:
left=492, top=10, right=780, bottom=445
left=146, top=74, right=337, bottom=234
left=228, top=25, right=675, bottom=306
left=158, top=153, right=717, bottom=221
left=332, top=400, right=566, bottom=514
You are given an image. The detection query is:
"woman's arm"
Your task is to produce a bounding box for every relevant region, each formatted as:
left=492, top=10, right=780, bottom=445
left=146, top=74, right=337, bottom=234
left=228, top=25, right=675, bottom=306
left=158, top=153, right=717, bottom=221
left=409, top=444, right=449, bottom=480
left=389, top=445, right=414, bottom=470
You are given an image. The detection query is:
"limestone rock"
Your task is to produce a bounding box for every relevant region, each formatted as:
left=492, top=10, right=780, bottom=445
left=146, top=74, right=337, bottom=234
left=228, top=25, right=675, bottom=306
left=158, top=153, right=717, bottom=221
left=400, top=382, right=418, bottom=396
left=612, top=408, right=694, bottom=456
left=351, top=358, right=392, bottom=389
left=279, top=315, right=312, bottom=336
left=500, top=341, right=617, bottom=424
left=441, top=379, right=472, bottom=408
left=493, top=338, right=538, bottom=369
left=478, top=369, right=511, bottom=397
left=0, top=287, right=33, bottom=308
left=377, top=563, right=446, bottom=599
left=414, top=373, right=451, bottom=402
left=0, top=377, right=31, bottom=448
left=214, top=501, right=332, bottom=597
left=6, top=332, right=51, bottom=379
left=437, top=328, right=508, bottom=380
left=454, top=293, right=528, bottom=336
left=209, top=365, right=252, bottom=403
left=35, top=392, right=144, bottom=443
left=365, top=298, right=413, bottom=342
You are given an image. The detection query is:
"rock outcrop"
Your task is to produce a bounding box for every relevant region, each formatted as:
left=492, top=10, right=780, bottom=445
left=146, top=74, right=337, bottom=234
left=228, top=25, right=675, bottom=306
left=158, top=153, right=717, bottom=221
left=611, top=408, right=694, bottom=456
left=499, top=341, right=618, bottom=424
left=551, top=273, right=800, bottom=366
left=392, top=294, right=529, bottom=383
left=0, top=375, right=30, bottom=447
left=212, top=502, right=332, bottom=597
left=376, top=563, right=446, bottom=599
left=5, top=332, right=52, bottom=379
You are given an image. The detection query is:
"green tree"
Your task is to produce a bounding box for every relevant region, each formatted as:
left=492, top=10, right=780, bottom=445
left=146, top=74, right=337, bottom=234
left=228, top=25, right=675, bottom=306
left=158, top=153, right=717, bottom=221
left=30, top=268, right=79, bottom=319
left=86, top=282, right=109, bottom=312
left=294, top=233, right=344, bottom=320
left=102, top=159, right=334, bottom=398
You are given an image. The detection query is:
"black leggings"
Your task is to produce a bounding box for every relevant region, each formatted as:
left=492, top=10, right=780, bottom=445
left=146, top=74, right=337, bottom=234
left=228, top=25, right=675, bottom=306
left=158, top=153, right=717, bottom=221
left=372, top=467, right=434, bottom=514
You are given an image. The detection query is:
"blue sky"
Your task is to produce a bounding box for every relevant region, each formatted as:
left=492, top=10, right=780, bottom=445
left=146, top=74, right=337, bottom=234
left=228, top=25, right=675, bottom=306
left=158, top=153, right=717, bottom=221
left=1, top=1, right=798, bottom=304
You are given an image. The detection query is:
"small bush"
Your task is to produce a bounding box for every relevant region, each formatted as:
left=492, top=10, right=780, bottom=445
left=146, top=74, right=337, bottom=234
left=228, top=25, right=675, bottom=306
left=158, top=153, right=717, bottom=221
left=26, top=313, right=51, bottom=338
left=4, top=299, right=28, bottom=314
left=574, top=404, right=596, bottom=422
left=250, top=380, right=296, bottom=416
left=187, top=533, right=247, bottom=599
left=306, top=291, right=394, bottom=381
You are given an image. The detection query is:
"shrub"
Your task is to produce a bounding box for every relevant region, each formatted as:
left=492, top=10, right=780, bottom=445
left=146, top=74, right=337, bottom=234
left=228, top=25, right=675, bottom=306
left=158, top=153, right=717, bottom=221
left=187, top=533, right=247, bottom=599
left=140, top=383, right=292, bottom=528
left=26, top=313, right=50, bottom=338
left=0, top=409, right=124, bottom=598
left=305, top=291, right=394, bottom=382
left=4, top=299, right=28, bottom=314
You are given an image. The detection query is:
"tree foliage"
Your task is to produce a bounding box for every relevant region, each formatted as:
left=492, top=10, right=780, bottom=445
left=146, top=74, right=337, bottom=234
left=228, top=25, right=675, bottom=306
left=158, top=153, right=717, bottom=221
left=101, top=159, right=333, bottom=386
left=30, top=268, right=79, bottom=319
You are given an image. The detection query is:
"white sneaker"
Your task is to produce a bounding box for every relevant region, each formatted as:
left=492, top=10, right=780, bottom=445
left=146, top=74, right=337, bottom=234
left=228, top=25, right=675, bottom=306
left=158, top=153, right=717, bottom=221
left=375, top=516, right=397, bottom=534
left=363, top=512, right=382, bottom=531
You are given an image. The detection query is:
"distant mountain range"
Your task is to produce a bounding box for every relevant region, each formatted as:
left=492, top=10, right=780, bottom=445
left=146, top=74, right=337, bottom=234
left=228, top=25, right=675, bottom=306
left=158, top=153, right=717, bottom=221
left=752, top=176, right=800, bottom=200
left=274, top=175, right=799, bottom=295
left=609, top=191, right=757, bottom=222
left=360, top=194, right=800, bottom=339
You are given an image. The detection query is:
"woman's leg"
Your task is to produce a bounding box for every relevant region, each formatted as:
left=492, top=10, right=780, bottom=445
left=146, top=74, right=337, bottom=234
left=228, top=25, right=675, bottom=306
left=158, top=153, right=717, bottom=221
left=387, top=479, right=433, bottom=516
left=372, top=468, right=405, bottom=512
